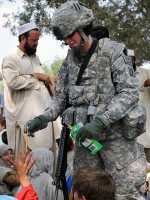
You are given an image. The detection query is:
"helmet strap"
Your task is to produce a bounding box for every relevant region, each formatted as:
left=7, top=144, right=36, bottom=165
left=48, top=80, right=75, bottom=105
left=78, top=28, right=88, bottom=42
left=73, top=28, right=88, bottom=51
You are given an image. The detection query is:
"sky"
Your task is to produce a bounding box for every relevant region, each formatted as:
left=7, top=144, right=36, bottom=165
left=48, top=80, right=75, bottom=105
left=0, top=1, right=68, bottom=69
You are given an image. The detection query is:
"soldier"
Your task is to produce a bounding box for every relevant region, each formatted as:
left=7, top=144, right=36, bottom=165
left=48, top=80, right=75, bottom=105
left=24, top=1, right=147, bottom=199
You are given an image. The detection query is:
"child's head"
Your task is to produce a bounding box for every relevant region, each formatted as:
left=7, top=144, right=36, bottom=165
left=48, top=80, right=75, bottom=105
left=73, top=166, right=116, bottom=200
left=1, top=130, right=8, bottom=144
left=56, top=136, right=75, bottom=153
left=30, top=148, right=54, bottom=176
left=0, top=144, right=14, bottom=166
left=0, top=117, right=6, bottom=132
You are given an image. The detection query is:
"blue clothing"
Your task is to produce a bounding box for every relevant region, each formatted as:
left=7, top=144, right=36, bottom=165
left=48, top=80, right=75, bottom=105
left=67, top=175, right=72, bottom=195
left=146, top=192, right=150, bottom=200
left=0, top=195, right=16, bottom=200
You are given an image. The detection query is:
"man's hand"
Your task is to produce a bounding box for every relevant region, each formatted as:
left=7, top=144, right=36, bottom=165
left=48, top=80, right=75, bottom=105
left=76, top=116, right=109, bottom=142
left=47, top=76, right=57, bottom=96
left=34, top=73, right=57, bottom=96
left=144, top=79, right=150, bottom=87
left=34, top=73, right=53, bottom=86
left=24, top=115, right=48, bottom=137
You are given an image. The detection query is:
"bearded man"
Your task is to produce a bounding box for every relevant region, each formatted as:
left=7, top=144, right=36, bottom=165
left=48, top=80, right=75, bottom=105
left=1, top=22, right=57, bottom=159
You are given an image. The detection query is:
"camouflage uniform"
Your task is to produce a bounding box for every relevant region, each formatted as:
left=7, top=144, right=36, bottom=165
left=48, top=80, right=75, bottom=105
left=27, top=1, right=147, bottom=199
left=43, top=37, right=146, bottom=199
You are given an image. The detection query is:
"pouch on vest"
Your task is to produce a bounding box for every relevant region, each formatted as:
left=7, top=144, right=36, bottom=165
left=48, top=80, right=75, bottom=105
left=122, top=105, right=146, bottom=139
left=62, top=107, right=76, bottom=126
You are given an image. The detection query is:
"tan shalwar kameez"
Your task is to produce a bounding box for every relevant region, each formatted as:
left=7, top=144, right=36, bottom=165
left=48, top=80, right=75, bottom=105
left=136, top=67, right=150, bottom=161
left=1, top=47, right=59, bottom=158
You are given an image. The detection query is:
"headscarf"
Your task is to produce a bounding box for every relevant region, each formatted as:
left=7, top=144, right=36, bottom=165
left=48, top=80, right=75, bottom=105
left=16, top=148, right=61, bottom=200
left=29, top=147, right=54, bottom=177
left=0, top=144, right=14, bottom=183
left=0, top=144, right=13, bottom=158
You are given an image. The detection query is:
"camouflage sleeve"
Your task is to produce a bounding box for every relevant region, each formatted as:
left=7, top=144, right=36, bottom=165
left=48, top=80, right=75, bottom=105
left=103, top=43, right=139, bottom=123
left=43, top=58, right=69, bottom=121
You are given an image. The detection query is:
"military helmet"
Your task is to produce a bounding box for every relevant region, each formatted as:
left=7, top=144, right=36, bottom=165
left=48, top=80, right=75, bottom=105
left=51, top=1, right=93, bottom=40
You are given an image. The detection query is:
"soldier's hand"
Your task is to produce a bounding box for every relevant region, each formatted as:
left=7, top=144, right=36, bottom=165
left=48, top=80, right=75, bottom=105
left=24, top=115, right=48, bottom=137
left=76, top=116, right=109, bottom=142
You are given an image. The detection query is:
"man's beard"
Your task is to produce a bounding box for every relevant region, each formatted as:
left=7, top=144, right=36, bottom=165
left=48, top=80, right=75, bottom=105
left=24, top=41, right=37, bottom=56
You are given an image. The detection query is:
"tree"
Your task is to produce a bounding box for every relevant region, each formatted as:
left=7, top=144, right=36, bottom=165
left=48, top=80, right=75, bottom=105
left=2, top=0, right=150, bottom=65
left=94, top=0, right=150, bottom=65
left=50, top=59, right=63, bottom=76
left=44, top=58, right=63, bottom=77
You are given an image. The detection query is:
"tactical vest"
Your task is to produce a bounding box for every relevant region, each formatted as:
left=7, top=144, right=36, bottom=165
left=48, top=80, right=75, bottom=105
left=64, top=38, right=146, bottom=140
left=98, top=39, right=146, bottom=139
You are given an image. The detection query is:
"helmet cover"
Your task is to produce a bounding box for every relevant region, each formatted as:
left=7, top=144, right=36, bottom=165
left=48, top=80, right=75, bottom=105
left=51, top=1, right=93, bottom=40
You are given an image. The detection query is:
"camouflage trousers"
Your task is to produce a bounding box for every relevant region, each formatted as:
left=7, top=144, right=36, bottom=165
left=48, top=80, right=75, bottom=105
left=74, top=137, right=147, bottom=200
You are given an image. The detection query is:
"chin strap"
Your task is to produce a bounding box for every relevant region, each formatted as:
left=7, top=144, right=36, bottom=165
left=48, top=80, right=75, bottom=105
left=73, top=28, right=88, bottom=51
left=78, top=28, right=88, bottom=41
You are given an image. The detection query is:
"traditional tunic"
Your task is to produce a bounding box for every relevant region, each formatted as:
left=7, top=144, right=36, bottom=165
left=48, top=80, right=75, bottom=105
left=136, top=67, right=150, bottom=148
left=1, top=47, right=54, bottom=156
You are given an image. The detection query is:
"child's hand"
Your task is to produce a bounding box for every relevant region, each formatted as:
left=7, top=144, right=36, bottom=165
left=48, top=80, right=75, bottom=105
left=11, top=151, right=36, bottom=187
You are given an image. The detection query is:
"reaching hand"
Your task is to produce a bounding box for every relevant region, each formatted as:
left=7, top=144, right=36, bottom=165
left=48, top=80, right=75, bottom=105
left=11, top=151, right=36, bottom=188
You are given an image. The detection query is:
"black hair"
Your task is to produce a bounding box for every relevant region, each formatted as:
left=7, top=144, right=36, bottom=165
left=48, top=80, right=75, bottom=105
left=52, top=27, right=64, bottom=40
left=2, top=130, right=8, bottom=145
left=83, top=22, right=93, bottom=36
left=56, top=136, right=74, bottom=153
left=92, top=26, right=109, bottom=40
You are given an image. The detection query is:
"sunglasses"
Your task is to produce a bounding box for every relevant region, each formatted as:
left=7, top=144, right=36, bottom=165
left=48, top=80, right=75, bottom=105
left=64, top=31, right=76, bottom=40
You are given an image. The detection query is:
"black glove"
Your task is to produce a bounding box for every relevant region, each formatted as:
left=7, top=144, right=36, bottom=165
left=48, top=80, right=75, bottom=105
left=76, top=116, right=109, bottom=142
left=24, top=115, right=48, bottom=137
